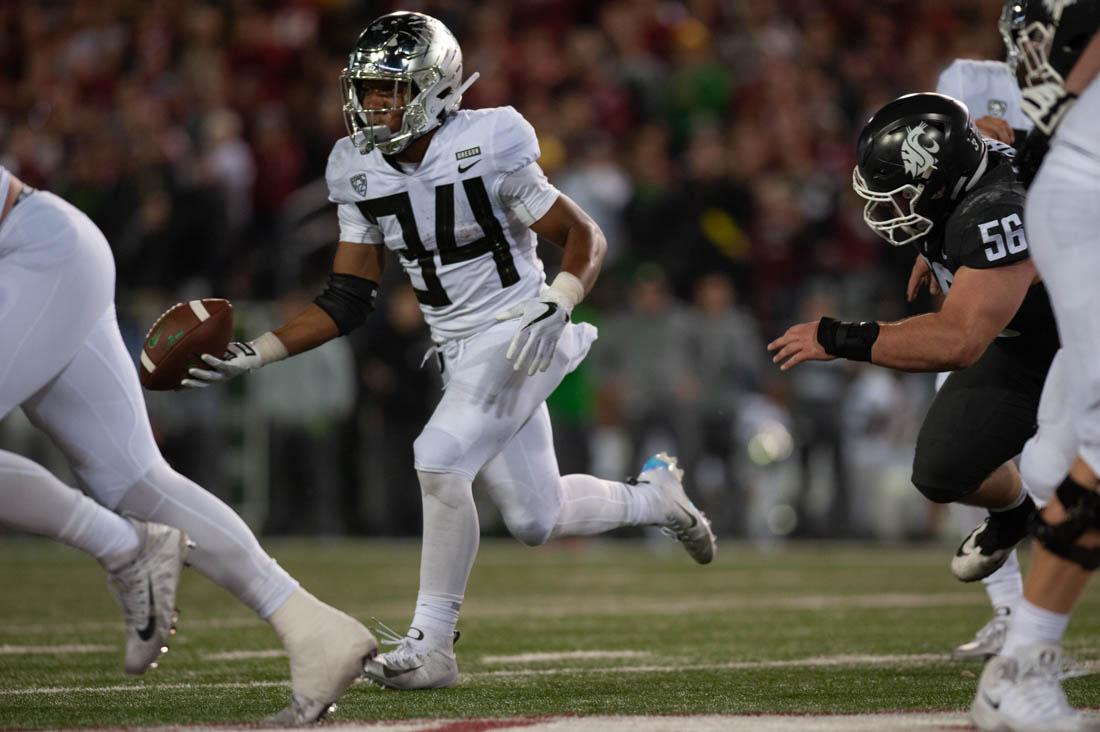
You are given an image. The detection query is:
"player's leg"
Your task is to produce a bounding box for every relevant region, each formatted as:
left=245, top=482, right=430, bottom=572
left=0, top=449, right=191, bottom=674
left=0, top=449, right=139, bottom=568
left=477, top=403, right=712, bottom=560
left=365, top=320, right=713, bottom=690
left=911, top=345, right=1044, bottom=582
left=971, top=146, right=1100, bottom=732
left=22, top=304, right=375, bottom=722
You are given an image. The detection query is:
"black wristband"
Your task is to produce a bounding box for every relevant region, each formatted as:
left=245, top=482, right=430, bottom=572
left=314, top=273, right=379, bottom=335
left=816, top=317, right=880, bottom=362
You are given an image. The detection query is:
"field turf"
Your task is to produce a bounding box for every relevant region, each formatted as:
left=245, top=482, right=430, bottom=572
left=1, top=537, right=1098, bottom=729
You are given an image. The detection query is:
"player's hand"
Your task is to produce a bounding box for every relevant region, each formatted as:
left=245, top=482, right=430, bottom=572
left=907, top=256, right=939, bottom=301
left=495, top=294, right=572, bottom=376
left=974, top=116, right=1015, bottom=145
left=1021, top=82, right=1076, bottom=136
left=1016, top=128, right=1052, bottom=188
left=181, top=341, right=265, bottom=388
left=767, top=321, right=835, bottom=372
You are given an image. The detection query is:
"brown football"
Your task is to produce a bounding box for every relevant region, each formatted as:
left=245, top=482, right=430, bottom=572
left=139, top=299, right=234, bottom=391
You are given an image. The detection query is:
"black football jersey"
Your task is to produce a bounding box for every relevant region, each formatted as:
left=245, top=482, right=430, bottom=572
left=916, top=151, right=1059, bottom=370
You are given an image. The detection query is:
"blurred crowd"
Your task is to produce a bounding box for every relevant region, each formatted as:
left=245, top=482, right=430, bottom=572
left=0, top=0, right=1010, bottom=539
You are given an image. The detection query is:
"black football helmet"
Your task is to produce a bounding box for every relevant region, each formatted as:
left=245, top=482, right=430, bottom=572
left=1004, top=0, right=1100, bottom=88
left=853, top=93, right=988, bottom=247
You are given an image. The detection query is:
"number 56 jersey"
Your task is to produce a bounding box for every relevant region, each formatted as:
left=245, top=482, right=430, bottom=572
left=916, top=149, right=1059, bottom=372
left=326, top=106, right=560, bottom=342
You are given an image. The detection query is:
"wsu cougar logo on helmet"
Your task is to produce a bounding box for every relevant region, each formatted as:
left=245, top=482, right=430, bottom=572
left=901, top=123, right=939, bottom=180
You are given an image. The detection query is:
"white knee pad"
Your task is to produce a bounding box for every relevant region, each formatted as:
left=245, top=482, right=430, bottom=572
left=1020, top=434, right=1074, bottom=507
left=414, top=426, right=476, bottom=480
left=499, top=504, right=556, bottom=547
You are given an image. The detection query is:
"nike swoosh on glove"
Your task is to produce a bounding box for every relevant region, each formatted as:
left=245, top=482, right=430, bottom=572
left=495, top=294, right=572, bottom=376
left=181, top=341, right=265, bottom=388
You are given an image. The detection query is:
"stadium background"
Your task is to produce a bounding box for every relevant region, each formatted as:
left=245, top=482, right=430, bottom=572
left=0, top=0, right=1009, bottom=540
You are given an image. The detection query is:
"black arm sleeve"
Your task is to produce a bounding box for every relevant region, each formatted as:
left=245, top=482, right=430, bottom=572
left=313, top=273, right=379, bottom=335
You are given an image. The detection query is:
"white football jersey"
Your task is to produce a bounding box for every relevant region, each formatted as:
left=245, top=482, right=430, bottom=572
left=326, top=106, right=560, bottom=342
left=935, top=59, right=1033, bottom=132
left=1056, top=73, right=1100, bottom=158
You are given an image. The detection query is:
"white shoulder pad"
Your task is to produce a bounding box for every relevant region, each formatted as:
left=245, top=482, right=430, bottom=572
left=326, top=137, right=369, bottom=204
left=488, top=106, right=540, bottom=175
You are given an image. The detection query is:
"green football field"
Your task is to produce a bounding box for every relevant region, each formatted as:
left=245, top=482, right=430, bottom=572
left=1, top=537, right=1098, bottom=730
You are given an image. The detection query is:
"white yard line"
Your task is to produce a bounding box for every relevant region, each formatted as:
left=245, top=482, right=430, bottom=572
left=201, top=649, right=287, bottom=661
left=467, top=653, right=950, bottom=679
left=0, top=653, right=951, bottom=696
left=1, top=593, right=984, bottom=635
left=479, top=650, right=651, bottom=664
left=0, top=680, right=289, bottom=697
left=0, top=643, right=115, bottom=655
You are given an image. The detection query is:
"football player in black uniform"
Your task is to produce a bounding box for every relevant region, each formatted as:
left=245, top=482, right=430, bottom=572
left=769, top=92, right=1057, bottom=586
left=968, top=2, right=1100, bottom=730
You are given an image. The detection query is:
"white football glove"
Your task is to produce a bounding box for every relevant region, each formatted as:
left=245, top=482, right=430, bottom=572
left=495, top=273, right=585, bottom=376
left=181, top=332, right=288, bottom=389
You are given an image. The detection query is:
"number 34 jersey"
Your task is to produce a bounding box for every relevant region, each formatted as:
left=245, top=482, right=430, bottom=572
left=326, top=106, right=560, bottom=342
left=917, top=150, right=1059, bottom=370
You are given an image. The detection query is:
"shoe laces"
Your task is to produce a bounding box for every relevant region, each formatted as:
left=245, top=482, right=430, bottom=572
left=370, top=619, right=428, bottom=668
left=1014, top=653, right=1075, bottom=719
left=108, top=563, right=150, bottom=629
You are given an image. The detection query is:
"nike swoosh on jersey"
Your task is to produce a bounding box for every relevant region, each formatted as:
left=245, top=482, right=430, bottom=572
left=457, top=159, right=481, bottom=173
left=137, top=577, right=157, bottom=641
left=981, top=691, right=1000, bottom=710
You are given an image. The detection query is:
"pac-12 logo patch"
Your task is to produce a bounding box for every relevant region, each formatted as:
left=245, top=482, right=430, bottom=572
left=988, top=99, right=1007, bottom=118
left=350, top=174, right=368, bottom=197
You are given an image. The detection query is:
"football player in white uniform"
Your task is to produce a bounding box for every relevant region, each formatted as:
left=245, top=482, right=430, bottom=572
left=934, top=57, right=1034, bottom=661
left=970, top=2, right=1100, bottom=730
left=185, top=11, right=717, bottom=690
left=0, top=165, right=376, bottom=724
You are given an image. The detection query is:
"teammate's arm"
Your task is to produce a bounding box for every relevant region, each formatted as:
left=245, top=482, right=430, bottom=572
left=768, top=260, right=1038, bottom=372
left=181, top=241, right=384, bottom=388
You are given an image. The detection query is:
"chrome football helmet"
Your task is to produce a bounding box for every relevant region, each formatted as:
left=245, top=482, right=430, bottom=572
left=340, top=12, right=479, bottom=155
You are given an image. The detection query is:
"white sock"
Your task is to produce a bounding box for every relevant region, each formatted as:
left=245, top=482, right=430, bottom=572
left=0, top=450, right=139, bottom=569
left=981, top=550, right=1023, bottom=612
left=1001, top=598, right=1071, bottom=656
left=115, top=459, right=298, bottom=618
left=990, top=487, right=1028, bottom=512
left=550, top=475, right=666, bottom=537
left=410, top=471, right=478, bottom=650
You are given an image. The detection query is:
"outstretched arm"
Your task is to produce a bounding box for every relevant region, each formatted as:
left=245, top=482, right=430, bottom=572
left=768, top=260, right=1038, bottom=373
left=182, top=241, right=385, bottom=388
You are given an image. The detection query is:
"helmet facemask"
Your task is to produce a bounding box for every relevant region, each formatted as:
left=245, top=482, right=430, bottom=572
left=1013, top=20, right=1063, bottom=88
left=852, top=167, right=933, bottom=247
left=340, top=68, right=439, bottom=155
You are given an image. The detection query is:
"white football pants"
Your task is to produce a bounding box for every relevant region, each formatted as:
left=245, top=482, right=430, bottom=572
left=0, top=191, right=296, bottom=617
left=1024, top=144, right=1100, bottom=477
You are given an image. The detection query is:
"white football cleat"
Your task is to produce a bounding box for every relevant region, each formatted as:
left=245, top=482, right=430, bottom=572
left=952, top=517, right=1026, bottom=582
left=971, top=644, right=1100, bottom=732
left=265, top=589, right=379, bottom=725
left=362, top=624, right=459, bottom=691
left=954, top=608, right=1010, bottom=660
left=637, top=452, right=716, bottom=564
left=106, top=519, right=191, bottom=675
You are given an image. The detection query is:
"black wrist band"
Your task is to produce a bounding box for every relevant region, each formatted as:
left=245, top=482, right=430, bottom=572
left=817, top=317, right=880, bottom=362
